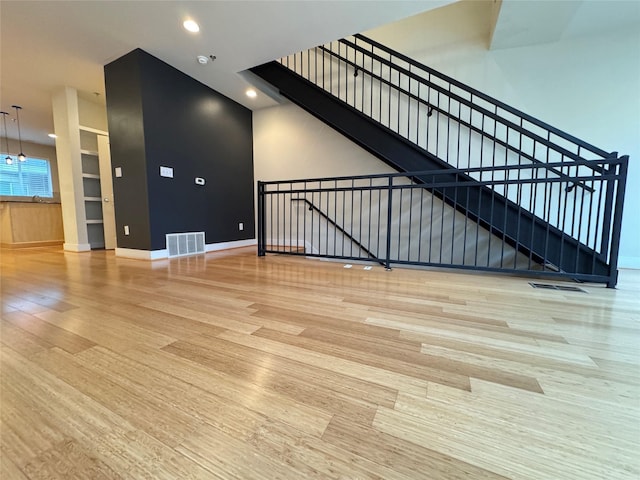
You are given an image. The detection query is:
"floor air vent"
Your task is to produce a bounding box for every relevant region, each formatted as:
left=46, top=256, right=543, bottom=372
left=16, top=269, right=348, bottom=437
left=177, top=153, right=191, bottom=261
left=529, top=282, right=586, bottom=293
left=166, top=232, right=205, bottom=258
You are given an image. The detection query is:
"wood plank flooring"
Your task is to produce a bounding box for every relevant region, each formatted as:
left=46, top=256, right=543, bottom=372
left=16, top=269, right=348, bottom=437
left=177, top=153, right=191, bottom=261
left=1, top=246, right=639, bottom=479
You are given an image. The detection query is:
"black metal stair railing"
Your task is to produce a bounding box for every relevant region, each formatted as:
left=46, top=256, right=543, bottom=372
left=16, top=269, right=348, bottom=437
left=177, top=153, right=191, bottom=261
left=284, top=34, right=611, bottom=178
left=251, top=33, right=628, bottom=286
left=258, top=158, right=627, bottom=287
left=291, top=197, right=384, bottom=266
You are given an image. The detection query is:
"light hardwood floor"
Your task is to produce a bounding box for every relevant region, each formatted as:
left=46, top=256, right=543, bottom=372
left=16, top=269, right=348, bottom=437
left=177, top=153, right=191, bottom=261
left=1, top=246, right=639, bottom=479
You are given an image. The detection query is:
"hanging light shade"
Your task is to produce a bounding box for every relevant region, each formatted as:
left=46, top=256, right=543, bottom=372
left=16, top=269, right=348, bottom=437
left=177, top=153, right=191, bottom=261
left=1, top=111, right=13, bottom=165
left=12, top=105, right=26, bottom=161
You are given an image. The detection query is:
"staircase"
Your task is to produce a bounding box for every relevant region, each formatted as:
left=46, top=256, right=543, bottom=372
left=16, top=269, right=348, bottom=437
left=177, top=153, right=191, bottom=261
left=251, top=34, right=627, bottom=287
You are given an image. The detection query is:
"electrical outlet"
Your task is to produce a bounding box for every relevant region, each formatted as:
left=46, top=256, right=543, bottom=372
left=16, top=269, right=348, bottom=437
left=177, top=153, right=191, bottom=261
left=239, top=222, right=244, bottom=231
left=124, top=225, right=130, bottom=235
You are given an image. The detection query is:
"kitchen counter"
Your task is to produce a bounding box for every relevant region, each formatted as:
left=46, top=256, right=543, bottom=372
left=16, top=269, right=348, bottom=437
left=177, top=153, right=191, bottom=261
left=0, top=201, right=64, bottom=248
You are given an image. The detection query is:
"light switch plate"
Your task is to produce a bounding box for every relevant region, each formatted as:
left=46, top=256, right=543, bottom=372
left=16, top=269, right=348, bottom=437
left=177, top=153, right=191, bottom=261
left=160, top=166, right=173, bottom=178
left=114, top=167, right=122, bottom=178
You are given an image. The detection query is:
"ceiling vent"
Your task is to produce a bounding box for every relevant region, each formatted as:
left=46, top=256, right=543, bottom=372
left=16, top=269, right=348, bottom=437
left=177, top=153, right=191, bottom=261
left=166, top=232, right=205, bottom=258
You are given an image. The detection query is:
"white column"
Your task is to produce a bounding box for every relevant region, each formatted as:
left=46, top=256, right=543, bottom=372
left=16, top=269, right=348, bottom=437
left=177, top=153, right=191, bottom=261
left=52, top=87, right=90, bottom=251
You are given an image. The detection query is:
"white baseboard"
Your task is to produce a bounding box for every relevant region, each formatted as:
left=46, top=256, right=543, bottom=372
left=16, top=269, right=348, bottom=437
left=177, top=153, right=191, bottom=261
left=116, top=239, right=257, bottom=260
left=115, top=247, right=168, bottom=260
left=205, top=238, right=257, bottom=252
left=63, top=242, right=91, bottom=252
left=618, top=256, right=640, bottom=270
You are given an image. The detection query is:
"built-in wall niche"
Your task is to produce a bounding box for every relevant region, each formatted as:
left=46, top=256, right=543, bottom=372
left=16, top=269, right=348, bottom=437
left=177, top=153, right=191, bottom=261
left=80, top=128, right=99, bottom=153
left=84, top=199, right=103, bottom=221
left=87, top=222, right=105, bottom=249
left=79, top=126, right=109, bottom=249
left=52, top=86, right=115, bottom=251
left=82, top=176, right=101, bottom=198
left=81, top=152, right=100, bottom=175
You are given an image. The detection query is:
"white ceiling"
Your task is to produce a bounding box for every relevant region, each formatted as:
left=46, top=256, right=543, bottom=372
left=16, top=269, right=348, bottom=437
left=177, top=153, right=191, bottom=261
left=3, top=0, right=637, bottom=150
left=490, top=0, right=640, bottom=50
left=0, top=0, right=452, bottom=146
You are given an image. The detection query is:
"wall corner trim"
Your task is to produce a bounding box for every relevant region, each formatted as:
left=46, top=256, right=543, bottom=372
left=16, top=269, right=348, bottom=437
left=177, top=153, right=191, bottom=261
left=205, top=239, right=257, bottom=252
left=63, top=243, right=92, bottom=252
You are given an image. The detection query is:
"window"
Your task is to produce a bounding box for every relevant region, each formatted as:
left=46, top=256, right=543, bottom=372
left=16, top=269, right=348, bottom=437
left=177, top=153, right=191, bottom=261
left=0, top=155, right=54, bottom=198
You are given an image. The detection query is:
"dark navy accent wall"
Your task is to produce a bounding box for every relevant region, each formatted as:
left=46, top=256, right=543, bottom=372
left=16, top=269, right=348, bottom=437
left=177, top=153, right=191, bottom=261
left=105, top=49, right=255, bottom=251
left=104, top=50, right=151, bottom=249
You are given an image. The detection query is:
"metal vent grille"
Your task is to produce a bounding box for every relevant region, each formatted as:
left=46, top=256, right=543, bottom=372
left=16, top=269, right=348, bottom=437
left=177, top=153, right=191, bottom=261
left=166, top=232, right=205, bottom=258
left=529, top=282, right=587, bottom=293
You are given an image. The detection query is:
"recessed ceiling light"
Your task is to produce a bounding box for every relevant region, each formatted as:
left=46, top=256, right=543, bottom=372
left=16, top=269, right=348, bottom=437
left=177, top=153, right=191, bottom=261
left=183, top=19, right=199, bottom=33
left=246, top=89, right=257, bottom=98
left=48, top=133, right=57, bottom=138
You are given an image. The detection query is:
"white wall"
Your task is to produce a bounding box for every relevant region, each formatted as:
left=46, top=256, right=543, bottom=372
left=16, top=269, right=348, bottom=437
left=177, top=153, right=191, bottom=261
left=78, top=96, right=108, bottom=131
left=254, top=103, right=528, bottom=270
left=364, top=0, right=640, bottom=268
left=254, top=103, right=397, bottom=182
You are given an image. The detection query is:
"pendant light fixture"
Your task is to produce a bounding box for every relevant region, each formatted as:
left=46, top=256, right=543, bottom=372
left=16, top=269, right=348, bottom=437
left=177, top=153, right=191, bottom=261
left=1, top=111, right=13, bottom=165
left=11, top=105, right=26, bottom=162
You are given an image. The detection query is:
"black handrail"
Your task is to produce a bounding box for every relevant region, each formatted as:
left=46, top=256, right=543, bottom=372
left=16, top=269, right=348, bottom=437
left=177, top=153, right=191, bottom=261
left=291, top=197, right=385, bottom=266
left=260, top=158, right=622, bottom=186
left=258, top=33, right=628, bottom=287
left=257, top=155, right=627, bottom=287
left=353, top=34, right=610, bottom=159
left=334, top=38, right=607, bottom=177
left=319, top=43, right=596, bottom=190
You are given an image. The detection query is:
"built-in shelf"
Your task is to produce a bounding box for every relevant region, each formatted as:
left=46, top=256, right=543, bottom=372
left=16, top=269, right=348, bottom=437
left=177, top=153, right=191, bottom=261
left=85, top=219, right=104, bottom=224
left=79, top=125, right=108, bottom=136
left=81, top=149, right=99, bottom=156
left=84, top=197, right=102, bottom=202
left=82, top=173, right=100, bottom=179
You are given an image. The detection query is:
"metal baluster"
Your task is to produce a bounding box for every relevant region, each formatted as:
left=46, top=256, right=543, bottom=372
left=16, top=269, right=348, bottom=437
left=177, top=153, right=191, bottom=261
left=528, top=159, right=539, bottom=271
left=385, top=176, right=393, bottom=270
left=557, top=155, right=567, bottom=272
left=446, top=85, right=451, bottom=167
left=325, top=185, right=329, bottom=257
left=408, top=185, right=413, bottom=261
left=334, top=179, right=338, bottom=257
left=426, top=74, right=431, bottom=152
left=377, top=182, right=383, bottom=259
left=607, top=157, right=628, bottom=287
left=329, top=42, right=333, bottom=97
left=571, top=161, right=581, bottom=273
left=418, top=187, right=424, bottom=263
left=543, top=142, right=553, bottom=271
left=417, top=72, right=423, bottom=146
left=429, top=174, right=435, bottom=263
left=439, top=183, right=445, bottom=264
left=359, top=185, right=364, bottom=259
left=462, top=176, right=470, bottom=265
left=468, top=95, right=473, bottom=170
left=397, top=187, right=403, bottom=262
left=368, top=178, right=373, bottom=258
left=310, top=188, right=315, bottom=254
left=342, top=186, right=346, bottom=256
left=350, top=179, right=355, bottom=257
left=289, top=185, right=294, bottom=253
left=257, top=182, right=265, bottom=256
left=276, top=184, right=281, bottom=252
left=344, top=43, right=348, bottom=104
